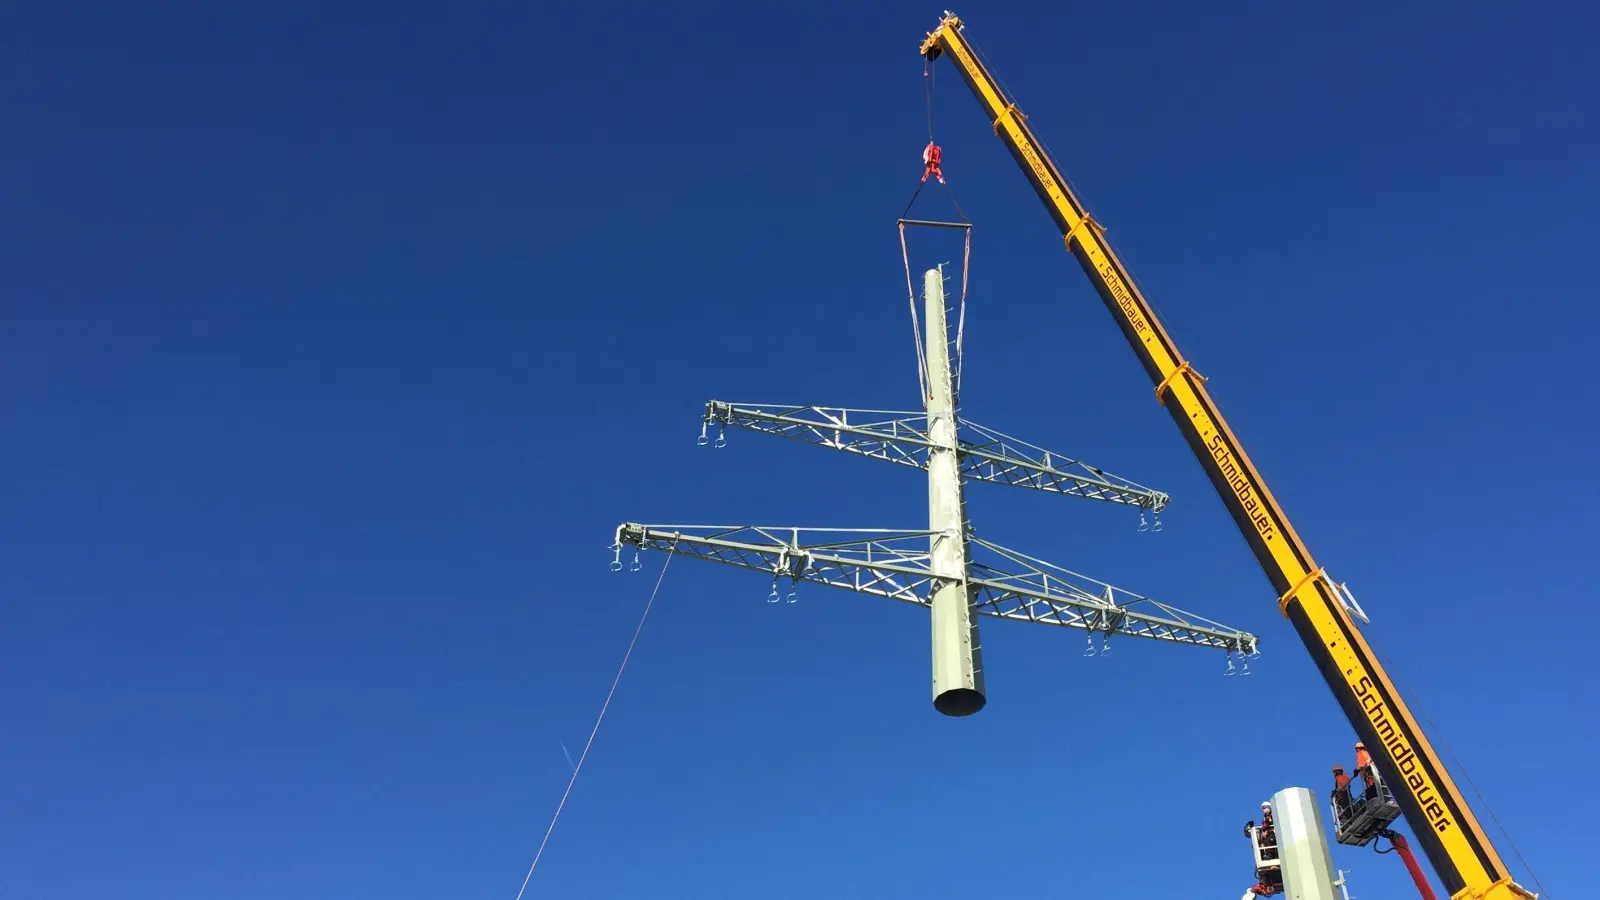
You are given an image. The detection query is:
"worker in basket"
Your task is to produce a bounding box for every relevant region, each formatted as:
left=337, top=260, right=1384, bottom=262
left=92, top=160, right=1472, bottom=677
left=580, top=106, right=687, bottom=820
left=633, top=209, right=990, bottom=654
left=922, top=141, right=945, bottom=184
left=1240, top=802, right=1282, bottom=898
left=1255, top=802, right=1277, bottom=859
left=1355, top=741, right=1377, bottom=801
left=1332, top=765, right=1353, bottom=826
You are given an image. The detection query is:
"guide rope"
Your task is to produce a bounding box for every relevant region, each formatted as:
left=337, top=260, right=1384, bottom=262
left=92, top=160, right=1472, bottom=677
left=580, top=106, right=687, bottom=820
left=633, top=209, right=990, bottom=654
left=510, top=539, right=678, bottom=900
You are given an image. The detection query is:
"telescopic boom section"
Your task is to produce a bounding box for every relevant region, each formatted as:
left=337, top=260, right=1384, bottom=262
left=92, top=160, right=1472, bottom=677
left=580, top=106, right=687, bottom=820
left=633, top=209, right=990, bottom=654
left=919, top=12, right=1530, bottom=900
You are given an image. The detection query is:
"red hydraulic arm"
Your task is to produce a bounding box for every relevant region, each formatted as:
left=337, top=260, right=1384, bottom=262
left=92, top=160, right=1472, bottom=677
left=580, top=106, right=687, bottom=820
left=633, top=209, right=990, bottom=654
left=1383, top=831, right=1440, bottom=900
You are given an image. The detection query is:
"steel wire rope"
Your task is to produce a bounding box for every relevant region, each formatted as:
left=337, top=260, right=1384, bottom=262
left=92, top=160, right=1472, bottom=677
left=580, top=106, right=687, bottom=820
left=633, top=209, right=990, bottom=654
left=510, top=540, right=678, bottom=900
left=1364, top=629, right=1552, bottom=899
left=901, top=59, right=972, bottom=405
left=954, top=229, right=970, bottom=399
left=899, top=223, right=932, bottom=406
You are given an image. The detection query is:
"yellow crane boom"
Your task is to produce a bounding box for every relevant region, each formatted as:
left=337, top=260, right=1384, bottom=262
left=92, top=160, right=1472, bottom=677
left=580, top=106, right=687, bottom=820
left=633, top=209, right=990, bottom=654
left=918, top=13, right=1531, bottom=900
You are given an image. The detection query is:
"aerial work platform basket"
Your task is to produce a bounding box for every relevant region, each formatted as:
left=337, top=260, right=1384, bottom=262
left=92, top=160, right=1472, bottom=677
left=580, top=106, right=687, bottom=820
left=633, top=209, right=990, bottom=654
left=1332, top=768, right=1403, bottom=846
left=1248, top=822, right=1282, bottom=882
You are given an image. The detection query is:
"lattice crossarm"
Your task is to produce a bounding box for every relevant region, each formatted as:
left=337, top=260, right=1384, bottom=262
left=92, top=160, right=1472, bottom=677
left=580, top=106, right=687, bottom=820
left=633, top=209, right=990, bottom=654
left=615, top=523, right=940, bottom=608
left=703, top=401, right=933, bottom=470
left=966, top=579, right=1255, bottom=651
left=698, top=402, right=1171, bottom=512
left=613, top=524, right=1258, bottom=654
left=956, top=419, right=1171, bottom=511
left=961, top=536, right=1258, bottom=650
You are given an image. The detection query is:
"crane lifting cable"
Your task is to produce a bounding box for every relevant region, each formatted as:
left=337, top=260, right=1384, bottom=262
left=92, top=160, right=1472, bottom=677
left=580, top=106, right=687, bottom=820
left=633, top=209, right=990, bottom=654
left=899, top=57, right=972, bottom=406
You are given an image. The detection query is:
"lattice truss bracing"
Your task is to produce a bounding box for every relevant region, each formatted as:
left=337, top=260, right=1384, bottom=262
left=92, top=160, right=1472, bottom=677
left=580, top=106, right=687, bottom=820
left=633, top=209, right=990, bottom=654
left=613, top=524, right=1258, bottom=654
left=700, top=401, right=1169, bottom=512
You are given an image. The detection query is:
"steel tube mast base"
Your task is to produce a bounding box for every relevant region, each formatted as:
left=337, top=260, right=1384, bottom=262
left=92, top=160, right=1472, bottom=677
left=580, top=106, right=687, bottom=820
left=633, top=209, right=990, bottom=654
left=923, top=267, right=985, bottom=715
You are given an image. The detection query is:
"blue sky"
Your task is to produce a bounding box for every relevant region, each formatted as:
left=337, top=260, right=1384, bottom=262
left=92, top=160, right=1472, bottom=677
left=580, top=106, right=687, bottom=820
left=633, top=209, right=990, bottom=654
left=2, top=1, right=1594, bottom=897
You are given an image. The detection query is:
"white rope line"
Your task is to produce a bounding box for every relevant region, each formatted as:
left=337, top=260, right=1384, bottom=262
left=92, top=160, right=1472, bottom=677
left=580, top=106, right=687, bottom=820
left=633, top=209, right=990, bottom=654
left=899, top=224, right=931, bottom=407
left=953, top=227, right=970, bottom=399
left=511, top=541, right=678, bottom=900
